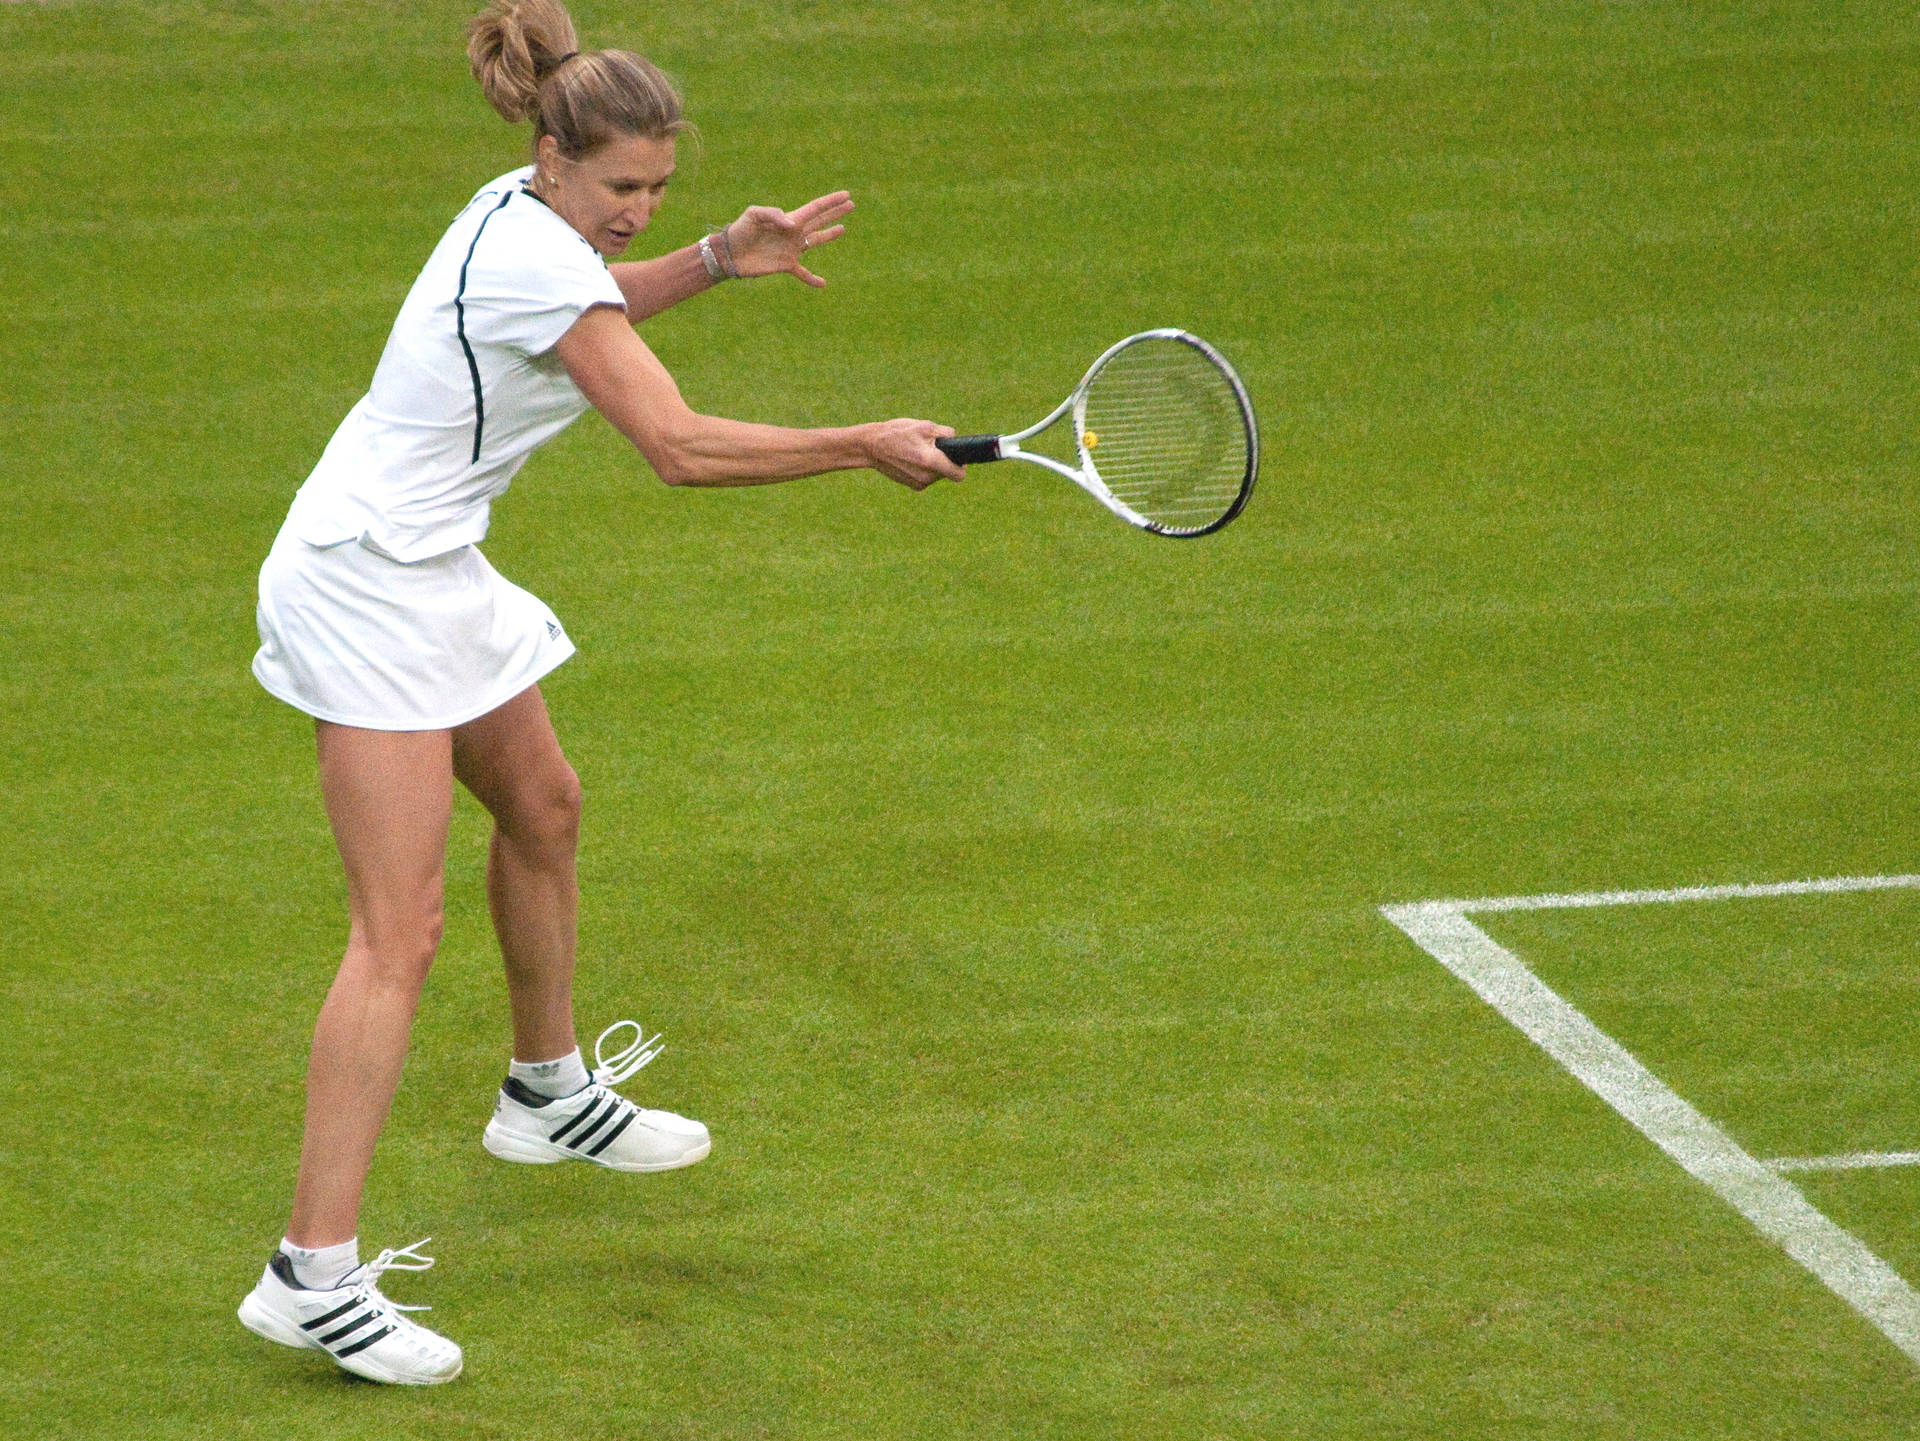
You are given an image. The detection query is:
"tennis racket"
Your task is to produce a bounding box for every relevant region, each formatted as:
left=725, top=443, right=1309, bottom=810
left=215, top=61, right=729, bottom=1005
left=935, top=328, right=1258, bottom=538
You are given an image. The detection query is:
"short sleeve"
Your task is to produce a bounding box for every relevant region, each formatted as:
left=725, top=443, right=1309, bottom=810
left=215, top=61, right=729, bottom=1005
left=460, top=202, right=627, bottom=357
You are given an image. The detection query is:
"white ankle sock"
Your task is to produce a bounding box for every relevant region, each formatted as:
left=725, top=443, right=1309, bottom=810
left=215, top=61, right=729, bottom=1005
left=510, top=1048, right=590, bottom=1098
left=280, top=1236, right=359, bottom=1290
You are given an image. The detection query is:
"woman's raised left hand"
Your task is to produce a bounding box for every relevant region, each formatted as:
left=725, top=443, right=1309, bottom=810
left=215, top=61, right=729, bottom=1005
left=720, top=192, right=854, bottom=287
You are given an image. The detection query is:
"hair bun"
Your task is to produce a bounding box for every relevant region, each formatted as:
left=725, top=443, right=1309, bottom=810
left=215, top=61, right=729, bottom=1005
left=467, top=0, right=581, bottom=123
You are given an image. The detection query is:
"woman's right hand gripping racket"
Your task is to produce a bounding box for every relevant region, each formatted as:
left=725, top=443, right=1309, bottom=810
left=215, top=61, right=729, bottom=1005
left=936, top=328, right=1259, bottom=538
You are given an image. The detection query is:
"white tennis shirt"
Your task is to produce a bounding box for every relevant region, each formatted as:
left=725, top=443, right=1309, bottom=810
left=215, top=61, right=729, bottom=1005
left=285, top=167, right=626, bottom=562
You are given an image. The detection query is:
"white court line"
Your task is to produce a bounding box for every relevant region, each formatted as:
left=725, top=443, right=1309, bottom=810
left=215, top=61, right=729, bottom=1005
left=1768, top=1152, right=1920, bottom=1174
left=1420, top=873, right=1920, bottom=915
left=1381, top=875, right=1920, bottom=1365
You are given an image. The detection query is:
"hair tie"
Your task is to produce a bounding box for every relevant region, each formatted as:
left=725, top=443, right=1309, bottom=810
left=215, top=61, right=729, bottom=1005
left=555, top=51, right=580, bottom=64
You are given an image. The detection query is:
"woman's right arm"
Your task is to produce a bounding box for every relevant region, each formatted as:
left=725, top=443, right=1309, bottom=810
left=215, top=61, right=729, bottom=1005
left=555, top=305, right=963, bottom=490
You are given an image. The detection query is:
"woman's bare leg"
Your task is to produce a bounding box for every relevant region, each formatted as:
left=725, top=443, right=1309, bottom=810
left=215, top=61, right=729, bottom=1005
left=452, top=685, right=582, bottom=1066
left=285, top=723, right=454, bottom=1248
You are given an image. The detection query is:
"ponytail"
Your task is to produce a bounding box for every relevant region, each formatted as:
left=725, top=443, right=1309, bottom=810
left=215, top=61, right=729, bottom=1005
left=468, top=0, right=686, bottom=157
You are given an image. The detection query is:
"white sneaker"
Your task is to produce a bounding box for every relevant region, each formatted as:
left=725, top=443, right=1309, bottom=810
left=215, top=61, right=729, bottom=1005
left=483, top=1020, right=711, bottom=1173
left=237, top=1239, right=462, bottom=1385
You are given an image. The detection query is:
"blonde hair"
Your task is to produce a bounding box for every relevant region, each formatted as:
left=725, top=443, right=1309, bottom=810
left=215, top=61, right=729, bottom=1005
left=467, top=0, right=687, bottom=159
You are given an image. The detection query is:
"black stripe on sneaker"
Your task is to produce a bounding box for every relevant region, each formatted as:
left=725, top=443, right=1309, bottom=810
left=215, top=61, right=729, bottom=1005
left=333, top=1323, right=397, bottom=1359
left=302, top=1298, right=364, bottom=1332
left=548, top=1094, right=605, bottom=1145
left=568, top=1101, right=617, bottom=1150
left=587, top=1107, right=636, bottom=1156
left=317, top=1310, right=380, bottom=1345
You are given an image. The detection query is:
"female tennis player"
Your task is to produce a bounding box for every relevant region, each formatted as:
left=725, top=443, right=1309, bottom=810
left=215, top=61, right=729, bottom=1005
left=236, top=0, right=961, bottom=1385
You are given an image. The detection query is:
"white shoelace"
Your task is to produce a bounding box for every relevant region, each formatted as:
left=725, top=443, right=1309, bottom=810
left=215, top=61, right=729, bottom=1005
left=591, top=1020, right=665, bottom=1087
left=348, top=1238, right=437, bottom=1313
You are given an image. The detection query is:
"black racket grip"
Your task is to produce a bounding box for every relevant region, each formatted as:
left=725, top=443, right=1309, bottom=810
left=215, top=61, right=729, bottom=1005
left=935, top=434, right=1003, bottom=465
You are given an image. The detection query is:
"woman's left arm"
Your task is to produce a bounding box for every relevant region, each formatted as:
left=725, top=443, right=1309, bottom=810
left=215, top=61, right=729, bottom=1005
left=609, top=190, right=855, bottom=323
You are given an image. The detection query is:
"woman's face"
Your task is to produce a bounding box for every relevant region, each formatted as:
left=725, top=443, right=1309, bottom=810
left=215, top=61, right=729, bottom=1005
left=537, top=132, right=676, bottom=258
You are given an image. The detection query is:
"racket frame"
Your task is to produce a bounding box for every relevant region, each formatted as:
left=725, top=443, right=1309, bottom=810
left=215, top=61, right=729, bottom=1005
left=951, top=328, right=1259, bottom=538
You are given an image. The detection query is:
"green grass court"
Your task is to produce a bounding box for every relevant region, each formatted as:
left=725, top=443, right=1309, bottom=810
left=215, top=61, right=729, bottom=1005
left=3, top=1, right=1917, bottom=1435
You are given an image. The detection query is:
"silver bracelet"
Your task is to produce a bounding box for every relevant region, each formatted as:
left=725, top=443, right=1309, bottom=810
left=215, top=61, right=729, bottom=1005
left=711, top=224, right=741, bottom=280
left=697, top=233, right=726, bottom=281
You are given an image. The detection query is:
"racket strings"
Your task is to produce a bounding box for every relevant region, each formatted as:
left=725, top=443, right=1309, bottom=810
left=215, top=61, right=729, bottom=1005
left=1079, top=339, right=1251, bottom=534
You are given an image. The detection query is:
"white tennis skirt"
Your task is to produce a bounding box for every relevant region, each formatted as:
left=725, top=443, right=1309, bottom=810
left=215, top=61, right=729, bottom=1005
left=252, top=529, right=575, bottom=731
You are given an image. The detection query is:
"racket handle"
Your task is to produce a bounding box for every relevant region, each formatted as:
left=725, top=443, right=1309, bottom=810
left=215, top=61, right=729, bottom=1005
left=935, top=435, right=1003, bottom=465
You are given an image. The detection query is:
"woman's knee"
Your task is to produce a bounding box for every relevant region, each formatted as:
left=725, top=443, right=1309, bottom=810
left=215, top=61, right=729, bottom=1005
left=351, top=904, right=445, bottom=988
left=508, top=762, right=582, bottom=852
